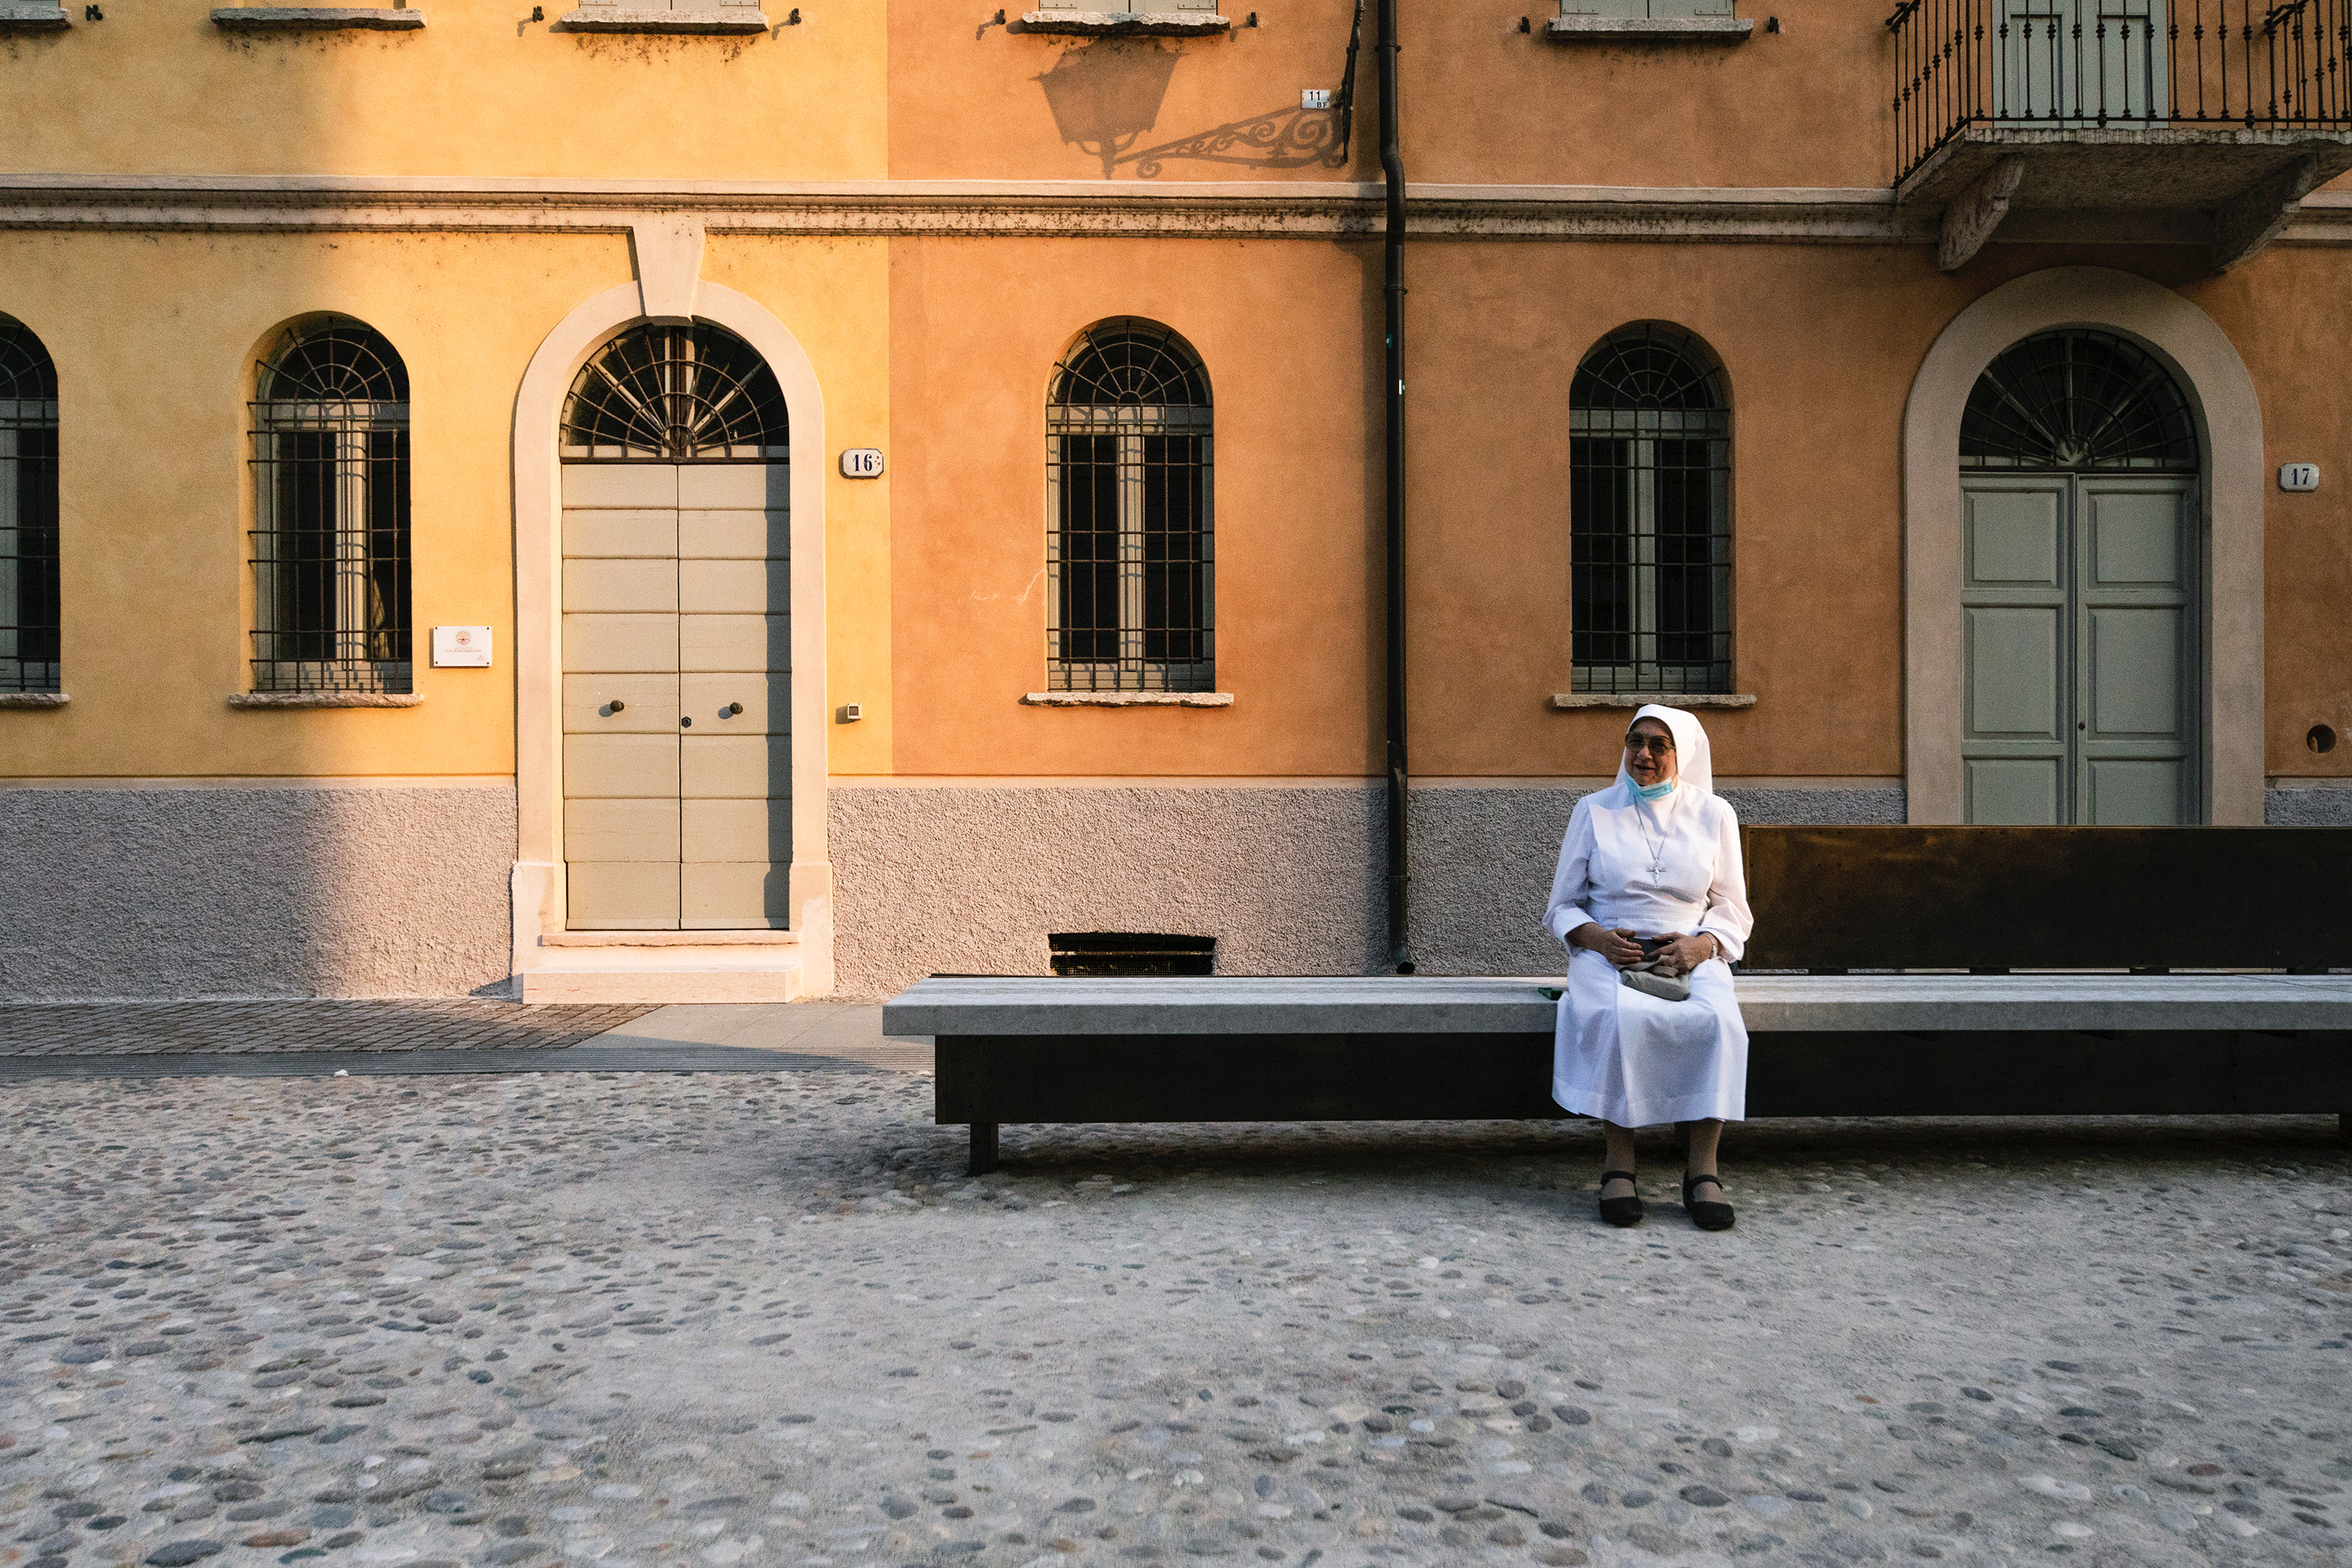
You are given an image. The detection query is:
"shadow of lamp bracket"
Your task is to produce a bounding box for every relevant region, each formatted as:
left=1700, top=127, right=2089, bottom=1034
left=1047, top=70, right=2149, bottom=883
left=1036, top=0, right=1360, bottom=177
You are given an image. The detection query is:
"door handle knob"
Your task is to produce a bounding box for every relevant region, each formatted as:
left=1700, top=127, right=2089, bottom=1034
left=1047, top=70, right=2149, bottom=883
left=725, top=702, right=744, bottom=717
left=607, top=700, right=625, bottom=714
left=681, top=715, right=693, bottom=728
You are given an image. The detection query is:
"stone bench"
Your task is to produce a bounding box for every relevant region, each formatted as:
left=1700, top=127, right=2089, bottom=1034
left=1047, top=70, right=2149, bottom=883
left=880, top=972, right=2352, bottom=1173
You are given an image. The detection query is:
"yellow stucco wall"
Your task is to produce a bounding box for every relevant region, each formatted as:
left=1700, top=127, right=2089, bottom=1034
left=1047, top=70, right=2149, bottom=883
left=2, top=6, right=885, bottom=181
left=1, top=231, right=622, bottom=779
left=0, top=229, right=896, bottom=784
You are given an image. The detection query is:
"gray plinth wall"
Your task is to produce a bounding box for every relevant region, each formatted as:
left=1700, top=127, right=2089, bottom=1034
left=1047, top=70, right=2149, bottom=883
left=0, top=785, right=517, bottom=1002
left=828, top=782, right=1906, bottom=1000
left=2267, top=786, right=2352, bottom=825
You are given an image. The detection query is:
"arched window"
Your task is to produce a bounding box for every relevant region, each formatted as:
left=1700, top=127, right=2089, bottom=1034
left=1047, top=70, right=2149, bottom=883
left=1569, top=323, right=1732, bottom=695
left=1046, top=318, right=1213, bottom=693
left=560, top=322, right=786, bottom=461
left=249, top=318, right=411, bottom=693
left=1960, top=328, right=2197, bottom=471
left=0, top=315, right=59, bottom=695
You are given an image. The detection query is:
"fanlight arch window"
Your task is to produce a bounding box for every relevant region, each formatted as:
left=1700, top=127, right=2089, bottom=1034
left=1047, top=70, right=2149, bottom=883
left=560, top=322, right=788, bottom=462
left=249, top=317, right=411, bottom=693
left=1569, top=322, right=1733, bottom=694
left=1960, top=328, right=2197, bottom=471
left=0, top=315, right=59, bottom=695
left=1046, top=318, right=1213, bottom=693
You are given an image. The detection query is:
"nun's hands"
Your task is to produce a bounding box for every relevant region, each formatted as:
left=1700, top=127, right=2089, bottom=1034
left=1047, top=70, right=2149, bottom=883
left=1655, top=932, right=1720, bottom=975
left=1569, top=923, right=1645, bottom=968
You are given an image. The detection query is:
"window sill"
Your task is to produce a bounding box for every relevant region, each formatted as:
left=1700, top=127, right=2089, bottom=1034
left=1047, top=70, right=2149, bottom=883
left=556, top=7, right=769, bottom=32
left=210, top=6, right=427, bottom=28
left=1544, top=15, right=1752, bottom=40
left=543, top=930, right=799, bottom=947
left=229, top=693, right=424, bottom=709
left=1551, top=692, right=1756, bottom=710
left=1020, top=9, right=1230, bottom=34
left=0, top=692, right=68, bottom=709
left=0, top=3, right=70, bottom=27
left=1023, top=691, right=1235, bottom=708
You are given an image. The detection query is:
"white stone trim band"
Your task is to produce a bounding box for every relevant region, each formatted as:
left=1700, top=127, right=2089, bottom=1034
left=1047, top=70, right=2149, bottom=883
left=5, top=174, right=2348, bottom=247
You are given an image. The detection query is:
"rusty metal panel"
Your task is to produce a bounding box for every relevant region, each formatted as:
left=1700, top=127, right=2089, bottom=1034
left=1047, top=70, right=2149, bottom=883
left=1740, top=827, right=2352, bottom=971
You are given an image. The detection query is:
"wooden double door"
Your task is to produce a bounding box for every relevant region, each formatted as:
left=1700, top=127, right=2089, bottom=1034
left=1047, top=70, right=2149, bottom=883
left=1959, top=473, right=2199, bottom=824
left=561, top=462, right=789, bottom=928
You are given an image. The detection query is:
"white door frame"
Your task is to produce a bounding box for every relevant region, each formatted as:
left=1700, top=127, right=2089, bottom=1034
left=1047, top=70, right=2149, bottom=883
left=1903, top=266, right=2264, bottom=824
left=507, top=268, right=831, bottom=996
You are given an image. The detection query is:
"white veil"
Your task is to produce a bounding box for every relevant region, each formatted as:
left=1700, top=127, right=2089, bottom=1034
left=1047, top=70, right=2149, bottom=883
left=1610, top=703, right=1714, bottom=799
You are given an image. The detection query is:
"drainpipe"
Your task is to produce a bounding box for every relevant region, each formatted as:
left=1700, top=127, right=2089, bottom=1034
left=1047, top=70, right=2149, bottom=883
left=1378, top=0, right=1414, bottom=975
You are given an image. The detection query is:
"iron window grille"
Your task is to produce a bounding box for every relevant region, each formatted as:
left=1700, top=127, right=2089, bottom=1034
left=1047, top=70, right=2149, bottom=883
left=0, top=315, right=59, bottom=695
left=1569, top=323, right=1734, bottom=695
left=1047, top=318, right=1214, bottom=693
left=1960, top=328, right=2198, bottom=471
left=560, top=322, right=788, bottom=462
left=249, top=318, right=411, bottom=694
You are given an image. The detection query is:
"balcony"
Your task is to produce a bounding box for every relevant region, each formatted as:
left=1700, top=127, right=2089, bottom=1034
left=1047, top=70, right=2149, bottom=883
left=1886, top=0, right=2352, bottom=269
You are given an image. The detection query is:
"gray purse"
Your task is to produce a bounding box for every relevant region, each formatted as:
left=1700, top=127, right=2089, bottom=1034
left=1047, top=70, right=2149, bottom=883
left=1620, top=936, right=1691, bottom=1002
left=1621, top=966, right=1691, bottom=1003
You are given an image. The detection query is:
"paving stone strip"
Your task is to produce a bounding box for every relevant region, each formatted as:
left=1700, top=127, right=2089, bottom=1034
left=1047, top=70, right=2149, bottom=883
left=0, top=1003, right=658, bottom=1058
left=3, top=1072, right=2350, bottom=1568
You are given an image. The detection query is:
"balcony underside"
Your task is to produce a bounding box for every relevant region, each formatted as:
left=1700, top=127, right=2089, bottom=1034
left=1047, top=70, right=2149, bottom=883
left=1900, top=126, right=2352, bottom=271
left=1900, top=126, right=2352, bottom=208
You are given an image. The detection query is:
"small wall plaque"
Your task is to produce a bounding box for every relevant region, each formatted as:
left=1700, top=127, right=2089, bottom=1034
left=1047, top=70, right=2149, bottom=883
left=839, top=448, right=885, bottom=478
left=2280, top=462, right=2321, bottom=492
left=431, top=625, right=493, bottom=668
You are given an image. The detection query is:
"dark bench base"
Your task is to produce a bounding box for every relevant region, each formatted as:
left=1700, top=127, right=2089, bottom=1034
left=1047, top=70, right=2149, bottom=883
left=938, top=1030, right=2352, bottom=1174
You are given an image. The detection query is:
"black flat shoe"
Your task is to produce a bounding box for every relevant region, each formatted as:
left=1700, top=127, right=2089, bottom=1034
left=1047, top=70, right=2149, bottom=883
left=1683, top=1171, right=1736, bottom=1231
left=1597, top=1169, right=1644, bottom=1228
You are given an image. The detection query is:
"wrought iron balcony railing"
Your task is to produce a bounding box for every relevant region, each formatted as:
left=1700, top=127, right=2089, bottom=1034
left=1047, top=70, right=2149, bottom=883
left=1888, top=0, right=2352, bottom=184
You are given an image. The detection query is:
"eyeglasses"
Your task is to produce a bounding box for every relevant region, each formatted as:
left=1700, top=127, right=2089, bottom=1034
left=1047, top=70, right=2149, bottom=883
left=1624, top=736, right=1676, bottom=757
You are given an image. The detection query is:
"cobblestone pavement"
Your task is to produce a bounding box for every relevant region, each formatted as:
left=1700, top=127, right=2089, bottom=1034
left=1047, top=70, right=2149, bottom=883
left=0, top=1006, right=658, bottom=1058
left=5, top=1068, right=2351, bottom=1568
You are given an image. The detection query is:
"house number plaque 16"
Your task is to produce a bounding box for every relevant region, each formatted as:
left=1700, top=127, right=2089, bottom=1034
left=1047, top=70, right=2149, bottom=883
left=839, top=448, right=885, bottom=479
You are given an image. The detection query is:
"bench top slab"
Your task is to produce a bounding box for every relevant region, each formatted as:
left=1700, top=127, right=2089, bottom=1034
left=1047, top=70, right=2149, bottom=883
left=883, top=974, right=2352, bottom=1037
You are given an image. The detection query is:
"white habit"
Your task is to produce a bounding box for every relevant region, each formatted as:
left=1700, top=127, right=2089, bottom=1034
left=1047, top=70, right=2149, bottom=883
left=1541, top=703, right=1755, bottom=1128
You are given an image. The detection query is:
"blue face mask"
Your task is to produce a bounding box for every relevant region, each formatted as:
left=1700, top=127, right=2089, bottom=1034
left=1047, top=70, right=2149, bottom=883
left=1632, top=779, right=1676, bottom=801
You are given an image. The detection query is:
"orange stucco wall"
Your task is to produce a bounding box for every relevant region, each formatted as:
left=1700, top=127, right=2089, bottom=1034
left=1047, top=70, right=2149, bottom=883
left=876, top=232, right=2352, bottom=784
left=886, top=0, right=1896, bottom=188
left=885, top=236, right=1380, bottom=779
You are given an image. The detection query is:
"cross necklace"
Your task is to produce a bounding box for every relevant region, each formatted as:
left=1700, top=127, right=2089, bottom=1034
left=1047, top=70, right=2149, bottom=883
left=1634, top=796, right=1671, bottom=884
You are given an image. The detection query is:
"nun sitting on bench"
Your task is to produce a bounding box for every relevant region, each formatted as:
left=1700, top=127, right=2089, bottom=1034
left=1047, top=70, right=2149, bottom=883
left=1542, top=703, right=1753, bottom=1232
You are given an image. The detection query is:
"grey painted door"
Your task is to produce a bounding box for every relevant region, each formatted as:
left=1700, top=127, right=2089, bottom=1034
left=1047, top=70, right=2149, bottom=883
left=2000, top=0, right=2165, bottom=122
left=1960, top=473, right=2198, bottom=824
left=562, top=462, right=790, bottom=929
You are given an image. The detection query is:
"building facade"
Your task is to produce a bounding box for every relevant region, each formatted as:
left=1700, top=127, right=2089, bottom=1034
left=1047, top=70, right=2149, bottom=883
left=2, top=0, right=2348, bottom=1001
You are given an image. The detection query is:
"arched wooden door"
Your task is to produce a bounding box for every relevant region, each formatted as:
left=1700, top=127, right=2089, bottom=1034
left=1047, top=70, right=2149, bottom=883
left=558, top=322, right=791, bottom=929
left=1957, top=328, right=2202, bottom=824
